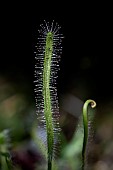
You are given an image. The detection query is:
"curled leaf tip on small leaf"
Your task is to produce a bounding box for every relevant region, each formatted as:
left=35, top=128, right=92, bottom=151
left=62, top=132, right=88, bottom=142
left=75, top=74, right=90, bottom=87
left=90, top=100, right=96, bottom=108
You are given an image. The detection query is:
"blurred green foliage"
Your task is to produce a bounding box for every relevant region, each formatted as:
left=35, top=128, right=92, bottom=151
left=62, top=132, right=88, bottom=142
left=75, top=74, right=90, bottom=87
left=0, top=75, right=113, bottom=170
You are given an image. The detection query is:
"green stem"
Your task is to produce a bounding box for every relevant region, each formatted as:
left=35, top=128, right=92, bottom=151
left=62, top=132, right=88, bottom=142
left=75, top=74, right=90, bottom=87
left=43, top=32, right=54, bottom=170
left=48, top=157, right=52, bottom=170
left=82, top=99, right=96, bottom=169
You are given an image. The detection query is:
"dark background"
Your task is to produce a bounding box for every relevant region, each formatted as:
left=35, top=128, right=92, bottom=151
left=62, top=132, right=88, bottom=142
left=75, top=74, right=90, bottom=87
left=0, top=3, right=113, bottom=104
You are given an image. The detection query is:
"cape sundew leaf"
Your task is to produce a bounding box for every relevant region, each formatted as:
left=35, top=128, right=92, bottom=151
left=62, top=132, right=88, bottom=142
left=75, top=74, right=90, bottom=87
left=82, top=99, right=96, bottom=170
left=34, top=20, right=63, bottom=170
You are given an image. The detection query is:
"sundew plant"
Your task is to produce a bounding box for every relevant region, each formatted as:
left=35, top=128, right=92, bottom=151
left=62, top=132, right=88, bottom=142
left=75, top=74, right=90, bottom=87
left=33, top=21, right=96, bottom=170
left=34, top=21, right=63, bottom=170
